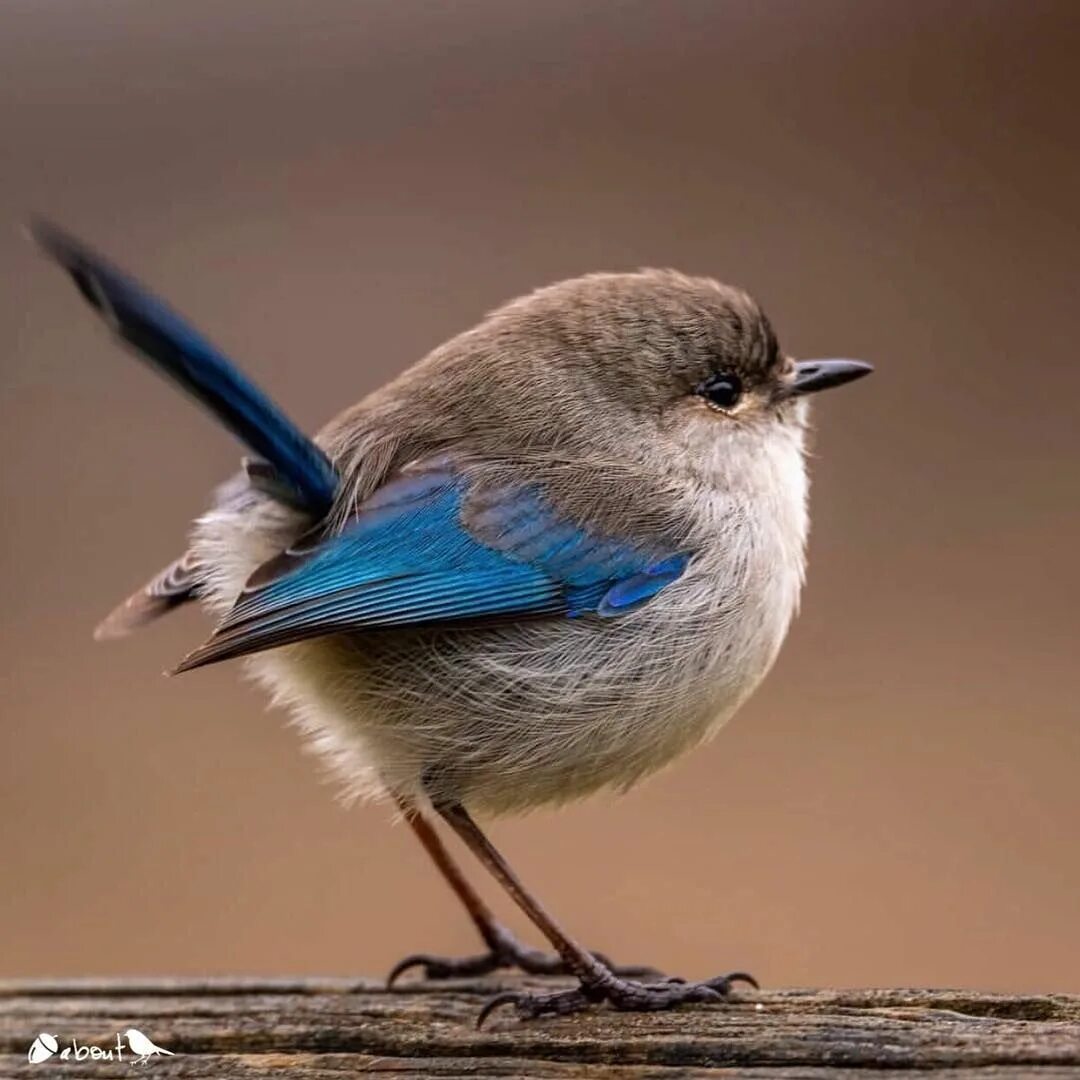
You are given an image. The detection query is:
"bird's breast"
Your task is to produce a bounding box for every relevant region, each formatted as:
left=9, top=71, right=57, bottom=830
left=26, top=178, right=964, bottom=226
left=196, top=436, right=810, bottom=817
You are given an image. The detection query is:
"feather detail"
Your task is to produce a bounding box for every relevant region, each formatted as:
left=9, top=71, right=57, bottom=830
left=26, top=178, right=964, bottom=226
left=29, top=218, right=339, bottom=515
left=596, top=555, right=690, bottom=616
left=174, top=464, right=687, bottom=672
left=94, top=552, right=203, bottom=640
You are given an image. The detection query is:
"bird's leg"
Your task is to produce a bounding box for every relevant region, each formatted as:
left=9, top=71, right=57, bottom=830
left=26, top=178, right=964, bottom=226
left=387, top=798, right=656, bottom=986
left=437, top=802, right=757, bottom=1025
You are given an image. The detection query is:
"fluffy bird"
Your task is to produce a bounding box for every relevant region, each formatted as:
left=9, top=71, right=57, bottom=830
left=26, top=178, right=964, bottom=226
left=32, top=220, right=871, bottom=1022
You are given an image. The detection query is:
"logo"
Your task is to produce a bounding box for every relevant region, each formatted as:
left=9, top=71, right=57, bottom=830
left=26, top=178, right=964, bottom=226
left=28, top=1034, right=58, bottom=1064
left=27, top=1028, right=175, bottom=1066
left=123, top=1029, right=175, bottom=1066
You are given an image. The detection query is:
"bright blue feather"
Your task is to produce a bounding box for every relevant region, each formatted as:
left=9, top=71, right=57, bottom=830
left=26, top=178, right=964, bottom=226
left=31, top=219, right=339, bottom=515
left=596, top=555, right=690, bottom=616
left=177, top=467, right=689, bottom=669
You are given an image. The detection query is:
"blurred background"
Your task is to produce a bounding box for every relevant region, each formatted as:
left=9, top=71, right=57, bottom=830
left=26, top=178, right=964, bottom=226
left=2, top=1, right=1078, bottom=992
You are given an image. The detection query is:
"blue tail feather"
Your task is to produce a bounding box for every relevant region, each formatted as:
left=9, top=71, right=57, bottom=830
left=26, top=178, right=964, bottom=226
left=30, top=218, right=339, bottom=516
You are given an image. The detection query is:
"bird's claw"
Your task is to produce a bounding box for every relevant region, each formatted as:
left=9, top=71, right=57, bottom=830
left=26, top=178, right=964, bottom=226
left=476, top=969, right=758, bottom=1027
left=477, top=987, right=593, bottom=1027
left=387, top=924, right=658, bottom=988
left=387, top=950, right=505, bottom=986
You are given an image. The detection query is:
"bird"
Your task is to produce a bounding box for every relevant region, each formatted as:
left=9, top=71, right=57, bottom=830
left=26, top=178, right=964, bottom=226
left=122, top=1029, right=174, bottom=1065
left=31, top=219, right=872, bottom=1024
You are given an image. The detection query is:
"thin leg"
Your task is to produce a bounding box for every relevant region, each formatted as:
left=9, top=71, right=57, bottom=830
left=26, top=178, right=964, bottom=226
left=438, top=802, right=757, bottom=1025
left=387, top=798, right=655, bottom=987
left=438, top=803, right=596, bottom=976
left=399, top=801, right=500, bottom=946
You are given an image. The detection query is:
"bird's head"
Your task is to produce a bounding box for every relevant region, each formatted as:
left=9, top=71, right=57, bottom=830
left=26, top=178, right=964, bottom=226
left=456, top=270, right=872, bottom=471
left=335, top=269, right=871, bottom=496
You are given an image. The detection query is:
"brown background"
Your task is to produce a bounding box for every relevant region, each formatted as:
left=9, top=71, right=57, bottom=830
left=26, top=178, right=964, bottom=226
left=1, top=1, right=1078, bottom=992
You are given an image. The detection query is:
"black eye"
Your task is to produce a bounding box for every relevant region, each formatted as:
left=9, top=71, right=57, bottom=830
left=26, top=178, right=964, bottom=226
left=699, top=373, right=743, bottom=410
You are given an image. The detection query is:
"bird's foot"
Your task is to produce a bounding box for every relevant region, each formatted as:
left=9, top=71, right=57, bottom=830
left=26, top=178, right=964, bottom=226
left=477, top=968, right=758, bottom=1027
left=387, top=922, right=658, bottom=987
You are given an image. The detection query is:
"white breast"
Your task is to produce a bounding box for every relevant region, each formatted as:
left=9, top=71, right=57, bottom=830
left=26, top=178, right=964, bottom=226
left=188, top=424, right=810, bottom=817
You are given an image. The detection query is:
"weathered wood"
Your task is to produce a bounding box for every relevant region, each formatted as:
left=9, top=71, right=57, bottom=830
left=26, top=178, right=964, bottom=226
left=2, top=976, right=1079, bottom=1078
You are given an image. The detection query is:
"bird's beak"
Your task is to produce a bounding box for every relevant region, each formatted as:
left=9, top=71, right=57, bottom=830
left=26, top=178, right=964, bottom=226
left=786, top=358, right=873, bottom=397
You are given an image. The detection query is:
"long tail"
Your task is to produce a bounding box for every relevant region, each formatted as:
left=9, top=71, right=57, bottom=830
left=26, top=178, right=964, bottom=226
left=29, top=218, right=339, bottom=514
left=31, top=218, right=341, bottom=638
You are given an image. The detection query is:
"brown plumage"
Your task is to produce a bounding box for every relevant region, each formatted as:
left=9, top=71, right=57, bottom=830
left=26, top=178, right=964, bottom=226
left=93, top=550, right=202, bottom=641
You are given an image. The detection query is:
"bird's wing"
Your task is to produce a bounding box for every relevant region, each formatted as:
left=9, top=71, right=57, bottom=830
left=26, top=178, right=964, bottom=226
left=175, top=461, right=688, bottom=671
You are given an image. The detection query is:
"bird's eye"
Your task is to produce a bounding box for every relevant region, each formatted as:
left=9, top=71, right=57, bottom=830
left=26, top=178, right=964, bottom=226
left=699, top=373, right=743, bottom=410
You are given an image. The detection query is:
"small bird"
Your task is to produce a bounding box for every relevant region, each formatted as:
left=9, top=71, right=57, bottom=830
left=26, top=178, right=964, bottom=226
left=123, top=1029, right=174, bottom=1065
left=32, top=220, right=871, bottom=1023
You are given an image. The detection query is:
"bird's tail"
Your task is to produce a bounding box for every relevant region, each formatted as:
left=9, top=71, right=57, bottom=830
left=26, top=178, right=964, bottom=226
left=93, top=551, right=202, bottom=641
left=30, top=218, right=341, bottom=638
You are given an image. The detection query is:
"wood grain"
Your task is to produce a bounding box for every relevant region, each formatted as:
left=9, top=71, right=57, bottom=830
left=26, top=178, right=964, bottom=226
left=2, top=977, right=1079, bottom=1077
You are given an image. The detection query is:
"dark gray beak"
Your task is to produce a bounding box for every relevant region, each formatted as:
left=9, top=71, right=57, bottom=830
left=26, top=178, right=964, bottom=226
left=789, top=358, right=873, bottom=397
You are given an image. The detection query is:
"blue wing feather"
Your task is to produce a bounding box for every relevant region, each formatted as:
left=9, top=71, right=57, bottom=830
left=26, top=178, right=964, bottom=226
left=31, top=218, right=339, bottom=515
left=175, top=467, right=689, bottom=671
left=596, top=555, right=690, bottom=616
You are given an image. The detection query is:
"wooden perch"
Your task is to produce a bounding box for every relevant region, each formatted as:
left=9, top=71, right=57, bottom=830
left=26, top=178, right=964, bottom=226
left=2, top=976, right=1079, bottom=1077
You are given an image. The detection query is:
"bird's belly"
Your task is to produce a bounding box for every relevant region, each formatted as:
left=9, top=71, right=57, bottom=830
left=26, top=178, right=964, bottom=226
left=249, top=556, right=798, bottom=816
